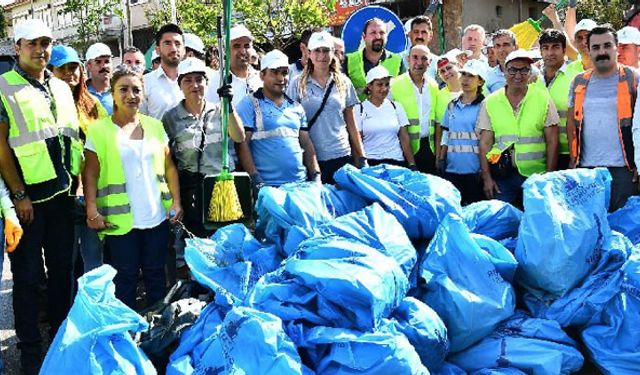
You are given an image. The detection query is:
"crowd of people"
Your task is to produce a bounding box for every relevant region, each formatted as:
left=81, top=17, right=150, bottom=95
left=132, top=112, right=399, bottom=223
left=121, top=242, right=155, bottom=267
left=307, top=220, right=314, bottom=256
left=1, top=1, right=640, bottom=373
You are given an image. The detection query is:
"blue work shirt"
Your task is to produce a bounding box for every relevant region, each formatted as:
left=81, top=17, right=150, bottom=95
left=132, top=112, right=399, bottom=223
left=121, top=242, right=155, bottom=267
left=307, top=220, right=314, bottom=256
left=442, top=94, right=484, bottom=175
left=87, top=81, right=113, bottom=115
left=486, top=65, right=506, bottom=94
left=237, top=89, right=307, bottom=186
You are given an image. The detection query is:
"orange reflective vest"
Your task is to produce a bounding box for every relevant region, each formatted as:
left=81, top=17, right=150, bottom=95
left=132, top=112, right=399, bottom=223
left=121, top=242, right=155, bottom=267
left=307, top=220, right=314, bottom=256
left=571, top=66, right=637, bottom=169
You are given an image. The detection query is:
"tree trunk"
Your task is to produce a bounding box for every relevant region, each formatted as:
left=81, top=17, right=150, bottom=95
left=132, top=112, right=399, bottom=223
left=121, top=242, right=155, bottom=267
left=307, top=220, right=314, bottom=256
left=443, top=0, right=463, bottom=52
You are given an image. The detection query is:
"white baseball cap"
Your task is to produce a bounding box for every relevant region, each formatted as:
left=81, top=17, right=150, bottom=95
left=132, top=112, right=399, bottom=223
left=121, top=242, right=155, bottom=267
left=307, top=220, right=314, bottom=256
left=183, top=33, right=205, bottom=54
left=505, top=49, right=535, bottom=66
left=365, top=65, right=391, bottom=84
left=86, top=43, right=112, bottom=61
left=151, top=50, right=160, bottom=61
left=178, top=57, right=208, bottom=78
left=618, top=26, right=640, bottom=45
left=307, top=31, right=334, bottom=51
left=459, top=59, right=488, bottom=82
left=575, top=19, right=597, bottom=34
left=404, top=18, right=413, bottom=34
left=230, top=25, right=253, bottom=41
left=260, top=50, right=289, bottom=71
left=13, top=18, right=52, bottom=43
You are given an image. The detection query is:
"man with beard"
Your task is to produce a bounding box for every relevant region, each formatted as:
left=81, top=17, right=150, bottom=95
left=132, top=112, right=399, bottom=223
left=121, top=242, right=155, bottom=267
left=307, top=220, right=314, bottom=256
left=617, top=26, right=640, bottom=69
left=402, top=16, right=432, bottom=67
left=485, top=29, right=517, bottom=93
left=391, top=45, right=440, bottom=173
left=567, top=18, right=597, bottom=75
left=85, top=42, right=113, bottom=114
left=346, top=17, right=405, bottom=100
left=236, top=50, right=320, bottom=190
left=206, top=25, right=262, bottom=106
left=141, top=23, right=185, bottom=119
left=568, top=25, right=640, bottom=211
left=533, top=29, right=578, bottom=170
left=478, top=50, right=559, bottom=207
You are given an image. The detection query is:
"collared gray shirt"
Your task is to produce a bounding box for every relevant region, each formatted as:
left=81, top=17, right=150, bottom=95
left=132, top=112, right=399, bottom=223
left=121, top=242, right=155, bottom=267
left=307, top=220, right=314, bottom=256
left=162, top=100, right=234, bottom=175
left=287, top=73, right=359, bottom=161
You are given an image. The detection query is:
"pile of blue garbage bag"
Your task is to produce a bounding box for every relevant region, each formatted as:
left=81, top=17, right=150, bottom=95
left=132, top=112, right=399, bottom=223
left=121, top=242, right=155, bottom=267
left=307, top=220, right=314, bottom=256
left=45, top=165, right=640, bottom=374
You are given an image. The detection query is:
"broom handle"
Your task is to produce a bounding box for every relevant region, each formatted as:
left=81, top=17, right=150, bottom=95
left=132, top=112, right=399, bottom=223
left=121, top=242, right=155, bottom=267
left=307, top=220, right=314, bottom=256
left=217, top=0, right=232, bottom=174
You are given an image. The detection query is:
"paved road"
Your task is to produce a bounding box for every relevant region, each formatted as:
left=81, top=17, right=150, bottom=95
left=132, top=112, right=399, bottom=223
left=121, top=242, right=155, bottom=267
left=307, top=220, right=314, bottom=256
left=0, top=254, right=18, bottom=375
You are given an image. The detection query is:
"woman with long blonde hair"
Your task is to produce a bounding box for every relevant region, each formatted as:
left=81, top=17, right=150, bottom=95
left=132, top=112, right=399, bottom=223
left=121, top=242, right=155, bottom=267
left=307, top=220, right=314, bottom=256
left=287, top=31, right=366, bottom=184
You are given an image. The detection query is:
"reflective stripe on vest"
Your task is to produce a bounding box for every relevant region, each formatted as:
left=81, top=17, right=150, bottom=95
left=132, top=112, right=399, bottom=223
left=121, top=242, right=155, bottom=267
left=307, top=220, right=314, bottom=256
left=174, top=132, right=222, bottom=152
left=89, top=115, right=172, bottom=237
left=250, top=95, right=299, bottom=141
left=536, top=65, right=577, bottom=155
left=485, top=86, right=549, bottom=177
left=448, top=144, right=479, bottom=153
left=449, top=131, right=478, bottom=140
left=571, top=66, right=637, bottom=169
left=347, top=50, right=402, bottom=101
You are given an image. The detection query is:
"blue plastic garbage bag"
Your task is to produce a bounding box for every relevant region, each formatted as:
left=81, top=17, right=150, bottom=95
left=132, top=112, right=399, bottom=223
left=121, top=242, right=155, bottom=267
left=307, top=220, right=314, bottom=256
left=608, top=195, right=640, bottom=245
left=524, top=231, right=631, bottom=327
left=287, top=323, right=429, bottom=374
left=515, top=168, right=611, bottom=300
left=185, top=224, right=283, bottom=307
left=433, top=362, right=466, bottom=375
left=419, top=214, right=515, bottom=352
left=472, top=233, right=518, bottom=283
left=249, top=235, right=409, bottom=331
left=284, top=203, right=417, bottom=277
left=385, top=297, right=449, bottom=371
left=581, top=251, right=640, bottom=374
left=321, top=184, right=368, bottom=217
left=470, top=369, right=527, bottom=375
left=449, top=312, right=584, bottom=375
left=168, top=306, right=302, bottom=375
left=462, top=200, right=522, bottom=240
left=41, top=265, right=156, bottom=375
left=334, top=164, right=462, bottom=239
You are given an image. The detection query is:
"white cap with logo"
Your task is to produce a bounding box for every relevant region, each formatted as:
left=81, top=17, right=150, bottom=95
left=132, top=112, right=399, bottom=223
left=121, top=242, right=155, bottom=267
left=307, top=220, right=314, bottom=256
left=86, top=43, right=113, bottom=61
left=178, top=57, right=208, bottom=78
left=184, top=33, right=205, bottom=54
left=618, top=26, right=640, bottom=45
left=575, top=19, right=597, bottom=34
left=459, top=59, right=488, bottom=82
left=260, top=50, right=289, bottom=71
left=13, top=18, right=52, bottom=43
left=307, top=31, right=334, bottom=51
left=505, top=49, right=535, bottom=66
left=365, top=65, right=391, bottom=84
left=230, top=25, right=253, bottom=41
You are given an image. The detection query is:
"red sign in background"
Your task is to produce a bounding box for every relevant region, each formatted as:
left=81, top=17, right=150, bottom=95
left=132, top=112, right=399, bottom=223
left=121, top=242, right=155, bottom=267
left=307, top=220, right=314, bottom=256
left=329, top=0, right=369, bottom=26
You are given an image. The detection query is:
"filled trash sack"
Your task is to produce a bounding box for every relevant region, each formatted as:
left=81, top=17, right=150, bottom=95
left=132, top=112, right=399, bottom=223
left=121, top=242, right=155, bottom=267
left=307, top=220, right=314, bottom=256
left=167, top=305, right=302, bottom=374
left=472, top=233, right=518, bottom=283
left=581, top=250, right=640, bottom=375
left=334, top=164, right=462, bottom=239
left=608, top=195, right=640, bottom=245
left=248, top=234, right=409, bottom=331
left=384, top=297, right=449, bottom=372
left=433, top=362, right=466, bottom=375
left=286, top=322, right=429, bottom=374
left=448, top=312, right=584, bottom=375
left=284, top=203, right=417, bottom=277
left=41, top=265, right=156, bottom=375
left=418, top=214, right=515, bottom=353
left=515, top=168, right=611, bottom=301
left=462, top=200, right=522, bottom=241
left=470, top=369, right=527, bottom=375
left=524, top=231, right=632, bottom=328
left=184, top=224, right=282, bottom=306
left=255, top=182, right=367, bottom=250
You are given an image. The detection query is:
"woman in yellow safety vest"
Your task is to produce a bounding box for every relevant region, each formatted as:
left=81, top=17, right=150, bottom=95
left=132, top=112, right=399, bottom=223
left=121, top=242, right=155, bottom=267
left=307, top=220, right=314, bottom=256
left=82, top=65, right=183, bottom=309
left=354, top=66, right=416, bottom=168
left=49, top=45, right=109, bottom=274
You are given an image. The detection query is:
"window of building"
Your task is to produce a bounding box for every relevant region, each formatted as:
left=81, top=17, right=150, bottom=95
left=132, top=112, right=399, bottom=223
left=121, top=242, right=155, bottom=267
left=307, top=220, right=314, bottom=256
left=496, top=5, right=503, bottom=18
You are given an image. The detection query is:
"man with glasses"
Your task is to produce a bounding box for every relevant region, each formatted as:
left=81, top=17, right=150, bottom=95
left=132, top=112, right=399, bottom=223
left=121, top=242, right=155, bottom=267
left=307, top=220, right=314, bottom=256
left=478, top=50, right=559, bottom=206
left=236, top=50, right=320, bottom=192
left=485, top=29, right=518, bottom=93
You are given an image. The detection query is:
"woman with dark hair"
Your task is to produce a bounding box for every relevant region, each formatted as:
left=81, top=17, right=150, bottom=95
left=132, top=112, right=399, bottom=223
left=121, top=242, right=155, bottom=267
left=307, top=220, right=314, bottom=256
left=83, top=65, right=183, bottom=309
left=287, top=31, right=366, bottom=184
left=50, top=45, right=109, bottom=273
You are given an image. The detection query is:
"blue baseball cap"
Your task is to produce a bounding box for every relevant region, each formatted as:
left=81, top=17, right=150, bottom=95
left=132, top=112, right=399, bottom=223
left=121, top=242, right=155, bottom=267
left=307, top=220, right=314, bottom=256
left=50, top=45, right=81, bottom=68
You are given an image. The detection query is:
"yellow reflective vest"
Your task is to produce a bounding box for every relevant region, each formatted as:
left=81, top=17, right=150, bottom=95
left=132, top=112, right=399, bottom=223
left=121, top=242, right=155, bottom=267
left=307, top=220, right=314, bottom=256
left=485, top=86, right=550, bottom=177
left=347, top=49, right=402, bottom=101
left=390, top=72, right=439, bottom=154
left=0, top=70, right=82, bottom=188
left=88, top=115, right=172, bottom=237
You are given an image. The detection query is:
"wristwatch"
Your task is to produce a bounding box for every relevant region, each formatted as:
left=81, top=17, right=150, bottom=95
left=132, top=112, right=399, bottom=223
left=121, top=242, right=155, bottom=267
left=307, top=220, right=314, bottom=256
left=12, top=190, right=27, bottom=201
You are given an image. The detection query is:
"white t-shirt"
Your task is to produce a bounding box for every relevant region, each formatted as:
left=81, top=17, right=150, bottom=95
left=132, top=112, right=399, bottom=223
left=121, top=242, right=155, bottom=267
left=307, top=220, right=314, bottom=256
left=86, top=124, right=168, bottom=229
left=141, top=66, right=184, bottom=120
left=355, top=99, right=409, bottom=161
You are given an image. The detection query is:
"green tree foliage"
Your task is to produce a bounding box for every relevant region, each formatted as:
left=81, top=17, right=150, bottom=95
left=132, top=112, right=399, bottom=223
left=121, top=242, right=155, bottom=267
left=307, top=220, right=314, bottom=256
left=0, top=7, right=8, bottom=40
left=62, top=0, right=123, bottom=51
left=145, top=0, right=335, bottom=49
left=576, top=0, right=625, bottom=29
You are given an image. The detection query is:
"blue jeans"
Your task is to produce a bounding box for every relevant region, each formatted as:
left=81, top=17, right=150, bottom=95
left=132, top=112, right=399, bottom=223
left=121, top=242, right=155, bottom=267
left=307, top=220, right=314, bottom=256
left=495, top=171, right=527, bottom=208
left=74, top=224, right=103, bottom=273
left=105, top=220, right=169, bottom=309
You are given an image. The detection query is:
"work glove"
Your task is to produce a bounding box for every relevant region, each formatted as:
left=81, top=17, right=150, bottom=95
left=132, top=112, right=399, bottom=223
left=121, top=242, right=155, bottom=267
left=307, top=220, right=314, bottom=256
left=408, top=164, right=418, bottom=172
left=5, top=217, right=23, bottom=253
left=217, top=83, right=234, bottom=103
left=309, top=171, right=322, bottom=184
left=358, top=157, right=369, bottom=169
left=250, top=173, right=266, bottom=198
left=568, top=0, right=578, bottom=7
